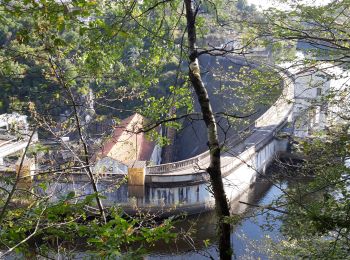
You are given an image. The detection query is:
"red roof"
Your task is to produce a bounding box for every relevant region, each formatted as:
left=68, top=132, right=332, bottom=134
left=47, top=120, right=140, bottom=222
left=93, top=113, right=160, bottom=165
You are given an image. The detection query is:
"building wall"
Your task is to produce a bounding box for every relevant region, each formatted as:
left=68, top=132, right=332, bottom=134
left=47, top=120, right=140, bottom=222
left=93, top=157, right=128, bottom=174
left=292, top=66, right=350, bottom=137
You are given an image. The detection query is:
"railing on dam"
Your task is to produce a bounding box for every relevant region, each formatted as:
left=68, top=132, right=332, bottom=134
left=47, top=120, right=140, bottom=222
left=146, top=123, right=256, bottom=175
left=146, top=69, right=295, bottom=175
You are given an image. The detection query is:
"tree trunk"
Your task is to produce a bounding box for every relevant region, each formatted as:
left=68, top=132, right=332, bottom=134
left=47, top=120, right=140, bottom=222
left=184, top=0, right=232, bottom=259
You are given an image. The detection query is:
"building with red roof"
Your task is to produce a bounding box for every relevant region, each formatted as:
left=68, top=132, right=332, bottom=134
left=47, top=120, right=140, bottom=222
left=93, top=113, right=162, bottom=174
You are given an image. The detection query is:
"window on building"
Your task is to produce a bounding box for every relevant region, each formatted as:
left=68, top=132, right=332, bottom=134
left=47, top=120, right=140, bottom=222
left=317, top=88, right=322, bottom=96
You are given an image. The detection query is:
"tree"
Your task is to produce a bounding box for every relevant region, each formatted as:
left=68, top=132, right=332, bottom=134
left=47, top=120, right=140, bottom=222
left=184, top=0, right=232, bottom=259
left=0, top=0, right=285, bottom=258
left=233, top=0, right=350, bottom=258
left=0, top=0, right=187, bottom=257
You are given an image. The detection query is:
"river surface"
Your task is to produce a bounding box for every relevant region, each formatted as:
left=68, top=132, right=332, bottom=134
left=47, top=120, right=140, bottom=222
left=34, top=170, right=287, bottom=259
left=2, top=171, right=288, bottom=259
left=145, top=178, right=286, bottom=259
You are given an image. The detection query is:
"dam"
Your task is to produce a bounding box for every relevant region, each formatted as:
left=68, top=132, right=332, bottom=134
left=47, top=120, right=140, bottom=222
left=4, top=58, right=343, bottom=216
left=36, top=66, right=295, bottom=216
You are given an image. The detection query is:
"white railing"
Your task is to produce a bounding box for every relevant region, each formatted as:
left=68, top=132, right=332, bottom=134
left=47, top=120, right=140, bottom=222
left=146, top=157, right=200, bottom=174
left=146, top=122, right=256, bottom=174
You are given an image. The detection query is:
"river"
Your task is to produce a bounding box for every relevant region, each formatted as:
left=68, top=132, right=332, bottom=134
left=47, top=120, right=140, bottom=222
left=2, top=167, right=288, bottom=259
left=35, top=166, right=288, bottom=259
left=145, top=177, right=286, bottom=259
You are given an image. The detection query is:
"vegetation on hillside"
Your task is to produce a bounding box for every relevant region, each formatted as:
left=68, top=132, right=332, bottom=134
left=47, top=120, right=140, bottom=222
left=1, top=0, right=349, bottom=258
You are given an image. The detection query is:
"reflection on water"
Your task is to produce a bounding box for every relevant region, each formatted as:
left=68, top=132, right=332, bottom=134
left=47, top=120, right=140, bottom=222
left=38, top=175, right=276, bottom=218
left=38, top=175, right=285, bottom=259
left=40, top=177, right=210, bottom=210
left=146, top=179, right=286, bottom=259
left=38, top=174, right=218, bottom=217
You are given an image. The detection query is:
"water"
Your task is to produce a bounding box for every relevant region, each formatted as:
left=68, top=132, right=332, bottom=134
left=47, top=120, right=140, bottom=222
left=145, top=179, right=286, bottom=259
left=3, top=174, right=287, bottom=259
left=36, top=175, right=287, bottom=259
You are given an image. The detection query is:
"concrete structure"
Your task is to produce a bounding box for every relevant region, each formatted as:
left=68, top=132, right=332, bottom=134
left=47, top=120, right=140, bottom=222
left=35, top=62, right=350, bottom=216
left=288, top=60, right=350, bottom=137
left=42, top=69, right=296, bottom=216
left=116, top=69, right=295, bottom=214
left=0, top=113, right=37, bottom=167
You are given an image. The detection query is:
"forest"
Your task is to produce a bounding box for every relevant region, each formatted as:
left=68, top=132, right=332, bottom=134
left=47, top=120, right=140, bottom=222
left=0, top=0, right=349, bottom=259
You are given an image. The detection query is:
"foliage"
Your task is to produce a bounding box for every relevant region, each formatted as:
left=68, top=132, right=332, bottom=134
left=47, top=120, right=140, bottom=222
left=0, top=0, right=189, bottom=257
left=266, top=128, right=350, bottom=259
left=0, top=0, right=192, bottom=122
left=0, top=0, right=314, bottom=258
left=0, top=191, right=176, bottom=258
left=229, top=1, right=350, bottom=258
